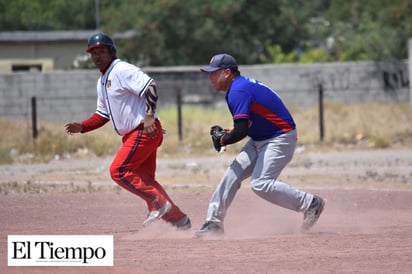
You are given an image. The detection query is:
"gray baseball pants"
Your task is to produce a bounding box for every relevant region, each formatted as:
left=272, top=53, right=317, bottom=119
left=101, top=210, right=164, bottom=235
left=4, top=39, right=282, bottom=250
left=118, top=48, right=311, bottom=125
left=206, top=129, right=313, bottom=225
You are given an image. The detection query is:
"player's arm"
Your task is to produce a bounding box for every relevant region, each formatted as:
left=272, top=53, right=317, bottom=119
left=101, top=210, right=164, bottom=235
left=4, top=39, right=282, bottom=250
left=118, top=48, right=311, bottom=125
left=222, top=118, right=249, bottom=145
left=64, top=113, right=109, bottom=135
left=210, top=119, right=248, bottom=152
left=81, top=113, right=109, bottom=132
left=143, top=81, right=158, bottom=138
left=145, top=81, right=158, bottom=116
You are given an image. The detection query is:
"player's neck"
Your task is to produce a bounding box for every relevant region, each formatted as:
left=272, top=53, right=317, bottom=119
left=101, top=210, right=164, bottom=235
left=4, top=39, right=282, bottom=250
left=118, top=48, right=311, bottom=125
left=100, top=59, right=115, bottom=74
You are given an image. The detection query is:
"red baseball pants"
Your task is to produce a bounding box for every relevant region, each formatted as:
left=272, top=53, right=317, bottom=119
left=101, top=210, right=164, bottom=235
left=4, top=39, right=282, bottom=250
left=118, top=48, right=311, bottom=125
left=110, top=119, right=185, bottom=223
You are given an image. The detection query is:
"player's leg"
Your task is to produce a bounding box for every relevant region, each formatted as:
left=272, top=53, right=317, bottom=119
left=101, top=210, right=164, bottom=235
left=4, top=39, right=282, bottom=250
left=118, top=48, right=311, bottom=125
left=250, top=129, right=312, bottom=211
left=138, top=142, right=190, bottom=228
left=110, top=124, right=169, bottom=215
left=250, top=129, right=325, bottom=230
left=195, top=139, right=256, bottom=237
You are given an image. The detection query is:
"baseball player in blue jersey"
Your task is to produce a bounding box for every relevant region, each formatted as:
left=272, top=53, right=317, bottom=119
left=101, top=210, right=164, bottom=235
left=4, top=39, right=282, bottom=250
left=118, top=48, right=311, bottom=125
left=195, top=53, right=325, bottom=237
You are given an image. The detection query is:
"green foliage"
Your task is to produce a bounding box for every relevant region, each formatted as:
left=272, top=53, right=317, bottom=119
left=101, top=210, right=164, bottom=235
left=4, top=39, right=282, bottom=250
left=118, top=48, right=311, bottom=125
left=323, top=0, right=412, bottom=61
left=0, top=0, right=97, bottom=30
left=262, top=44, right=332, bottom=63
left=0, top=0, right=411, bottom=64
left=261, top=45, right=298, bottom=64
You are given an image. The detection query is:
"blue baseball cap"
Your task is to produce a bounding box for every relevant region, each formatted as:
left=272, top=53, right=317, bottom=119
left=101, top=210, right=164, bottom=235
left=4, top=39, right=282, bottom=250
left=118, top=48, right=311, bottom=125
left=201, top=53, right=238, bottom=72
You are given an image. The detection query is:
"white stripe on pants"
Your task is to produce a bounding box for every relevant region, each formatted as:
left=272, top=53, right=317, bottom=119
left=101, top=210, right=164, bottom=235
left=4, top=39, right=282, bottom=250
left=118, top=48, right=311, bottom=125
left=206, top=129, right=313, bottom=225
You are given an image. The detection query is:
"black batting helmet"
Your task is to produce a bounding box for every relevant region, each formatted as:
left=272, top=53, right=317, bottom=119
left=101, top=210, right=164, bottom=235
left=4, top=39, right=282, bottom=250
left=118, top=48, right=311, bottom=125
left=86, top=32, right=117, bottom=57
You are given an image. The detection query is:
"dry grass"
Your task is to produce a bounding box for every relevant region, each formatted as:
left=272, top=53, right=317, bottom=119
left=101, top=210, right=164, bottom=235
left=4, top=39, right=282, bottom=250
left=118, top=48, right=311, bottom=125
left=0, top=103, right=411, bottom=164
left=294, top=102, right=412, bottom=149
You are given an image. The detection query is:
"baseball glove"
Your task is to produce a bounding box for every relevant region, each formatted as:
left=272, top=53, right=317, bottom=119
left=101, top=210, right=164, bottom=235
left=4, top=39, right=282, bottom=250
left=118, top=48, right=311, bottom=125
left=210, top=125, right=227, bottom=152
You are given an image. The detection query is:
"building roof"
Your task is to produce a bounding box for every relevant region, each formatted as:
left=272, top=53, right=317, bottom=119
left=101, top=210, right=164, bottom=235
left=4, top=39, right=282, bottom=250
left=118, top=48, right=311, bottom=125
left=0, top=30, right=137, bottom=42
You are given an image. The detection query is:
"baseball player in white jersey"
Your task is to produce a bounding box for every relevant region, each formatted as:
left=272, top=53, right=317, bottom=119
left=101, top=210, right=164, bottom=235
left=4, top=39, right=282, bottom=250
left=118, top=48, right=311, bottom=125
left=65, top=33, right=191, bottom=230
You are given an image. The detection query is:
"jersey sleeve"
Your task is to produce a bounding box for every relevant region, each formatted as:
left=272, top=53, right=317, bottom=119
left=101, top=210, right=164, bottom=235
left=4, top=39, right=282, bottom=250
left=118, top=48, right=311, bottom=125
left=227, top=89, right=252, bottom=121
left=95, top=78, right=110, bottom=119
left=81, top=113, right=109, bottom=133
left=118, top=64, right=153, bottom=97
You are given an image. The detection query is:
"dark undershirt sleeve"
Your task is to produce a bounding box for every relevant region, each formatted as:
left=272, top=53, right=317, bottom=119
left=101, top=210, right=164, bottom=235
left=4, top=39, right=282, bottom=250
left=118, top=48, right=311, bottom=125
left=222, top=118, right=249, bottom=145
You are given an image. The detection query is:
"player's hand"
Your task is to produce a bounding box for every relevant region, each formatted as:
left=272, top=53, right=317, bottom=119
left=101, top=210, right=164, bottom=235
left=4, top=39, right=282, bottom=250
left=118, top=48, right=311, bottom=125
left=210, top=125, right=226, bottom=152
left=143, top=115, right=158, bottom=139
left=64, top=122, right=83, bottom=135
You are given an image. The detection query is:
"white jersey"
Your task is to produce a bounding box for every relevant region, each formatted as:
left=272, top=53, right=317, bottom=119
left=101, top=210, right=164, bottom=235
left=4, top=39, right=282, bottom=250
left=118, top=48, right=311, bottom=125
left=94, top=59, right=158, bottom=136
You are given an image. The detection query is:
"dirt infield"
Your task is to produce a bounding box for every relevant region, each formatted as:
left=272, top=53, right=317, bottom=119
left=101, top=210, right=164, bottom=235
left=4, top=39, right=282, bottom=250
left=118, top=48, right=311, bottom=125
left=1, top=149, right=412, bottom=273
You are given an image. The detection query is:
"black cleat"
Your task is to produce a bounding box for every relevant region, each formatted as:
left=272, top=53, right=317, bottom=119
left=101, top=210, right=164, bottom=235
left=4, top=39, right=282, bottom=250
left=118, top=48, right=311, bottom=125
left=194, top=221, right=224, bottom=238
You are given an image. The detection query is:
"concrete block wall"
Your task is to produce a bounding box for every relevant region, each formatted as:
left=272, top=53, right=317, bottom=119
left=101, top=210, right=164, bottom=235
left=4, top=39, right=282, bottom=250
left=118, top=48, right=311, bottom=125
left=242, top=61, right=409, bottom=107
left=0, top=60, right=409, bottom=122
left=409, top=38, right=412, bottom=105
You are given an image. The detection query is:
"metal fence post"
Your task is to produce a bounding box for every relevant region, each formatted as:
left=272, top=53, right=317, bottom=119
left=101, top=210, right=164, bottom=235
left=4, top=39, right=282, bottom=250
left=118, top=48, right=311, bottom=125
left=318, top=83, right=324, bottom=141
left=176, top=88, right=183, bottom=141
left=31, top=96, right=38, bottom=139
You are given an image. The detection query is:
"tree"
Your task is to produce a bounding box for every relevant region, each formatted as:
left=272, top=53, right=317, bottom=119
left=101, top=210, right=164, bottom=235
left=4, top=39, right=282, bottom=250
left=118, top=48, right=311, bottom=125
left=0, top=0, right=411, bottom=65
left=0, top=0, right=97, bottom=30
left=323, top=0, right=412, bottom=61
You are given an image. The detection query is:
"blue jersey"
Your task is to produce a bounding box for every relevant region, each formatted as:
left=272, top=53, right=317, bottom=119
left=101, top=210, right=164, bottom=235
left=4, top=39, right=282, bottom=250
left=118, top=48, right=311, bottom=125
left=226, top=76, right=296, bottom=141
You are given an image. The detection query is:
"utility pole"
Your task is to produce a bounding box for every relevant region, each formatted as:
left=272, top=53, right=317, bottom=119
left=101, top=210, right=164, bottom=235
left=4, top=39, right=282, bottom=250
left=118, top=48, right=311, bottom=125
left=95, top=0, right=100, bottom=30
